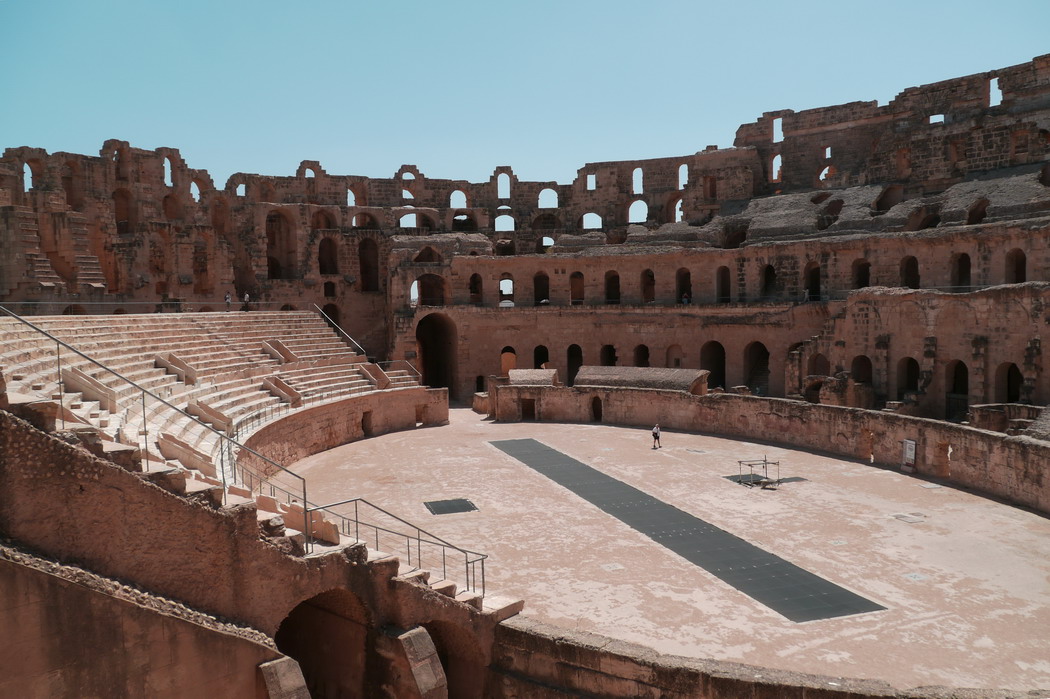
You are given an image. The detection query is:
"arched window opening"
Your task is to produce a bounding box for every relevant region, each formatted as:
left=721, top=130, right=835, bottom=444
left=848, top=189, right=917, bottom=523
left=318, top=238, right=339, bottom=275
left=989, top=77, right=1003, bottom=107
left=23, top=161, right=36, bottom=191
left=266, top=211, right=296, bottom=280
left=674, top=199, right=684, bottom=223
left=567, top=345, right=583, bottom=387
left=804, top=263, right=821, bottom=301
left=600, top=344, right=618, bottom=366
left=676, top=268, right=692, bottom=304
left=851, top=355, right=873, bottom=384
left=632, top=167, right=643, bottom=194
left=402, top=188, right=414, bottom=200
left=852, top=259, right=871, bottom=289
left=409, top=280, right=419, bottom=306
left=897, top=357, right=920, bottom=399
left=760, top=264, right=777, bottom=299
left=61, top=162, right=81, bottom=209
left=604, top=271, right=621, bottom=304
left=416, top=314, right=457, bottom=394
left=536, top=235, right=555, bottom=253
left=640, top=269, right=656, bottom=303
left=1005, top=248, right=1026, bottom=283
left=500, top=346, right=517, bottom=375
left=744, top=342, right=771, bottom=396
left=358, top=239, right=379, bottom=291
left=723, top=221, right=748, bottom=249
left=538, top=188, right=558, bottom=208
left=995, top=363, right=1024, bottom=403
left=533, top=272, right=550, bottom=305
left=414, top=246, right=442, bottom=264
left=113, top=189, right=133, bottom=235
left=495, top=214, right=515, bottom=232
left=967, top=198, right=989, bottom=225
left=450, top=213, right=476, bottom=231
left=678, top=163, right=688, bottom=190
left=818, top=165, right=834, bottom=183
left=416, top=274, right=446, bottom=306
left=450, top=190, right=467, bottom=209
left=900, top=256, right=920, bottom=289
left=628, top=200, right=648, bottom=224
left=323, top=281, right=336, bottom=297
left=633, top=344, right=650, bottom=367
left=497, top=173, right=511, bottom=199
left=235, top=183, right=246, bottom=197
left=950, top=253, right=971, bottom=291
left=581, top=212, right=602, bottom=230
left=716, top=266, right=731, bottom=303
left=190, top=181, right=202, bottom=202
left=570, top=272, right=585, bottom=305
left=468, top=273, right=483, bottom=305
left=808, top=353, right=830, bottom=377
left=399, top=213, right=418, bottom=227
left=498, top=275, right=514, bottom=305
left=772, top=116, right=783, bottom=142
left=946, top=360, right=969, bottom=421
left=905, top=205, right=942, bottom=231
left=346, top=188, right=357, bottom=206
left=533, top=345, right=549, bottom=369
left=770, top=154, right=782, bottom=183
left=701, top=341, right=726, bottom=389
left=163, top=157, right=174, bottom=187
left=494, top=238, right=516, bottom=256
left=312, top=210, right=335, bottom=231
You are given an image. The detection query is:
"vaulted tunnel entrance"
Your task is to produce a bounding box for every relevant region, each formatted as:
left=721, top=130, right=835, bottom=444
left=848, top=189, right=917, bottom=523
left=416, top=313, right=458, bottom=400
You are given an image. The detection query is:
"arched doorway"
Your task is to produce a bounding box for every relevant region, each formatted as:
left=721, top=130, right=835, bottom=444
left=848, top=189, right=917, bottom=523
left=358, top=239, right=380, bottom=291
left=533, top=272, right=550, bottom=305
left=700, top=341, right=726, bottom=390
left=808, top=353, right=830, bottom=377
left=676, top=268, right=692, bottom=303
left=716, top=266, right=731, bottom=303
left=322, top=303, right=340, bottom=326
left=804, top=262, right=821, bottom=301
left=604, top=271, right=620, bottom=304
left=566, top=345, right=583, bottom=387
left=640, top=269, right=655, bottom=303
left=633, top=344, right=650, bottom=367
left=533, top=345, right=549, bottom=369
left=318, top=237, right=339, bottom=274
left=591, top=396, right=603, bottom=422
left=945, top=360, right=969, bottom=421
left=897, top=357, right=920, bottom=399
left=274, top=588, right=370, bottom=696
left=422, top=620, right=485, bottom=698
left=744, top=342, right=771, bottom=395
left=600, top=344, right=617, bottom=366
left=995, top=362, right=1023, bottom=403
left=416, top=313, right=457, bottom=398
left=500, top=346, right=517, bottom=375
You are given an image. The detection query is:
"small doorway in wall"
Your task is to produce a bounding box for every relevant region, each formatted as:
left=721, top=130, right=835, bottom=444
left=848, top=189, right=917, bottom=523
left=521, top=398, right=536, bottom=421
left=591, top=396, right=603, bottom=422
left=361, top=411, right=374, bottom=437
left=415, top=404, right=427, bottom=427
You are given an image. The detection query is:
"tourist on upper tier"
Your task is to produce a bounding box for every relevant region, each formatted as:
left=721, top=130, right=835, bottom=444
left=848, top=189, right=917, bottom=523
left=224, top=291, right=231, bottom=311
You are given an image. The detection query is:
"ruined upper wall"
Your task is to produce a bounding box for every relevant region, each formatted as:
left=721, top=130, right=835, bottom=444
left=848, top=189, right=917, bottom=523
left=2, top=54, right=1049, bottom=239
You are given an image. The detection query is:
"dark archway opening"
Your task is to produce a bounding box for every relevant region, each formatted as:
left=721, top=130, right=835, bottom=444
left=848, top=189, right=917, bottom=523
left=950, top=253, right=971, bottom=291
left=996, top=362, right=1023, bottom=403
left=600, top=344, right=618, bottom=366
left=533, top=273, right=550, bottom=305
left=946, top=360, right=969, bottom=422
left=566, top=345, right=583, bottom=387
left=700, top=341, right=726, bottom=390
left=319, top=237, right=339, bottom=275
left=716, top=266, right=731, bottom=303
left=897, top=357, right=920, bottom=400
left=744, top=342, right=771, bottom=395
left=416, top=313, right=457, bottom=398
left=604, top=271, right=621, bottom=304
left=533, top=345, right=549, bottom=369
left=591, top=396, right=603, bottom=422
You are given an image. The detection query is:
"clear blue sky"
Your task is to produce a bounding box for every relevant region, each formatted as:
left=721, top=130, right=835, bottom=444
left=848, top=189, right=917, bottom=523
left=2, top=0, right=1048, bottom=188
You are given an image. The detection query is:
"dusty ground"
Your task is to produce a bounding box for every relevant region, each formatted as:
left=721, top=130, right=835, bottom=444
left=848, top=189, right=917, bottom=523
left=293, top=408, right=1050, bottom=692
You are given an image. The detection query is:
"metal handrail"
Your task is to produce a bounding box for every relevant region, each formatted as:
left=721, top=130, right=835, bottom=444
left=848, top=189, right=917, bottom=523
left=308, top=497, right=486, bottom=595
left=312, top=304, right=368, bottom=357
left=0, top=305, right=310, bottom=543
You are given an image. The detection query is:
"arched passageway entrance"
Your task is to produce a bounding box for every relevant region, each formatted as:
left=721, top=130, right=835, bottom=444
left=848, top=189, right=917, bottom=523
left=274, top=588, right=370, bottom=696
left=416, top=313, right=457, bottom=399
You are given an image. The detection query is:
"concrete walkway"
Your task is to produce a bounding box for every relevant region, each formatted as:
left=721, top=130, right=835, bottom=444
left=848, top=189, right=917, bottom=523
left=292, top=408, right=1050, bottom=692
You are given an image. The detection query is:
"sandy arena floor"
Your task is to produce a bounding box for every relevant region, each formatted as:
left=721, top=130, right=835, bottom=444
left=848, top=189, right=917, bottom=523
left=292, top=408, right=1050, bottom=692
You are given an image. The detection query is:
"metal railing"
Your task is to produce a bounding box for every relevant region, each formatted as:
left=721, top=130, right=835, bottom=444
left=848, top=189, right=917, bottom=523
left=0, top=304, right=310, bottom=540
left=312, top=304, right=369, bottom=357
left=308, top=498, right=486, bottom=595
left=0, top=306, right=484, bottom=593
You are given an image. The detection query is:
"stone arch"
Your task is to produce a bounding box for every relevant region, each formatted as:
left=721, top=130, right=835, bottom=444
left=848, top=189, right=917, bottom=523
left=760, top=264, right=777, bottom=299
left=358, top=238, right=380, bottom=291
left=266, top=209, right=297, bottom=280
left=604, top=271, right=621, bottom=304
left=416, top=313, right=458, bottom=396
left=950, top=252, right=971, bottom=290
left=716, top=266, right=731, bottom=303
left=945, top=359, right=969, bottom=421
left=897, top=356, right=920, bottom=399
left=675, top=268, right=692, bottom=303
left=538, top=188, right=558, bottom=208
left=274, top=588, right=371, bottom=696
left=416, top=273, right=446, bottom=306
left=1005, top=248, right=1027, bottom=283
left=533, top=272, right=550, bottom=305
left=421, top=620, right=485, bottom=698
left=666, top=344, right=684, bottom=368
left=701, top=341, right=726, bottom=389
left=803, top=261, right=821, bottom=301
left=900, top=256, right=920, bottom=289
left=414, top=246, right=442, bottom=264
left=318, top=237, right=339, bottom=275
left=468, top=273, right=483, bottom=305
left=500, top=346, right=517, bottom=375
left=591, top=396, right=603, bottom=422
left=995, top=362, right=1024, bottom=403
left=852, top=258, right=871, bottom=289
left=498, top=274, right=515, bottom=304
left=449, top=189, right=468, bottom=209
left=640, top=269, right=655, bottom=303
left=633, top=345, right=650, bottom=367
left=533, top=345, right=550, bottom=369
left=744, top=341, right=771, bottom=395
left=600, top=344, right=618, bottom=366
left=567, top=344, right=583, bottom=387
left=851, top=355, right=873, bottom=384
left=569, top=272, right=585, bottom=304
left=452, top=213, right=477, bottom=232
left=628, top=200, right=648, bottom=224
left=808, top=353, right=830, bottom=377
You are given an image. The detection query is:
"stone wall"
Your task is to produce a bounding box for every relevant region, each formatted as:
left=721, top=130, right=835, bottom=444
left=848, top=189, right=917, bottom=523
left=0, top=544, right=300, bottom=698
left=492, top=386, right=1050, bottom=514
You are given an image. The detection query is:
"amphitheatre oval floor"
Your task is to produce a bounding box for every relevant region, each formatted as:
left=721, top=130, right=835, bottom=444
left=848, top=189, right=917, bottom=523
left=291, top=408, right=1050, bottom=692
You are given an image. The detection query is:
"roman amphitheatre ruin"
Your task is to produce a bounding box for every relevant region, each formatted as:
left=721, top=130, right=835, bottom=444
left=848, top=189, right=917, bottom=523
left=1, top=54, right=1049, bottom=697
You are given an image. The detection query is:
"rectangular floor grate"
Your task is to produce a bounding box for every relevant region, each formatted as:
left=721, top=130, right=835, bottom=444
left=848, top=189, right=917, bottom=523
left=424, top=498, right=478, bottom=515
left=492, top=438, right=884, bottom=623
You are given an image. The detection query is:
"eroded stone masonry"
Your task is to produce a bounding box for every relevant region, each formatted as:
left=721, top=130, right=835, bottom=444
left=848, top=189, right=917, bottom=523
left=4, top=55, right=1050, bottom=421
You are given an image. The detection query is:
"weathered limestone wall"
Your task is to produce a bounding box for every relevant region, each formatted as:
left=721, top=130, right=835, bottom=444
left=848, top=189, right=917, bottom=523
left=0, top=546, right=295, bottom=698
left=493, top=386, right=1050, bottom=514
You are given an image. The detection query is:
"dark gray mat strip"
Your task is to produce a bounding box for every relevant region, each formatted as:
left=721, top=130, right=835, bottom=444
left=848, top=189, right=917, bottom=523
left=491, top=438, right=885, bottom=623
